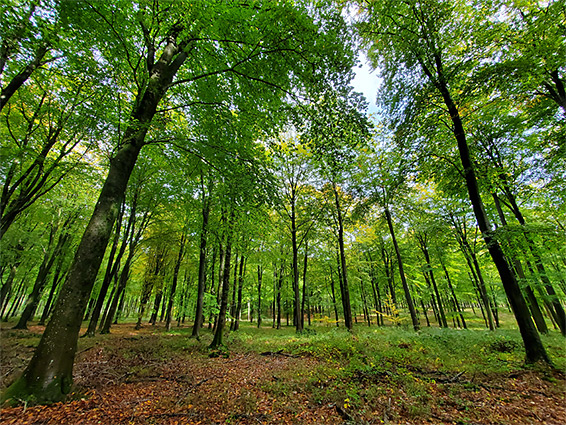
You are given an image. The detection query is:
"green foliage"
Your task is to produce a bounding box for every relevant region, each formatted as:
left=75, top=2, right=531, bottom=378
left=2, top=0, right=565, bottom=409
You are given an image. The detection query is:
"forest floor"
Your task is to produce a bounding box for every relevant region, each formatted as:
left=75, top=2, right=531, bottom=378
left=1, top=320, right=565, bottom=425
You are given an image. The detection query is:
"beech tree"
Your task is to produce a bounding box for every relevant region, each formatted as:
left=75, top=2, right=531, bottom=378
left=357, top=0, right=550, bottom=363
left=3, top=0, right=357, bottom=404
left=271, top=140, right=320, bottom=332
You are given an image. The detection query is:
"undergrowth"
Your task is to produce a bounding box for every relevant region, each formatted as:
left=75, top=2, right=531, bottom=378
left=229, top=323, right=566, bottom=373
left=228, top=322, right=565, bottom=422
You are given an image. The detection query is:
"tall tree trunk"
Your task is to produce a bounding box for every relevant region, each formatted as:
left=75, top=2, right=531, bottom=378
left=432, top=71, right=549, bottom=363
left=423, top=272, right=440, bottom=326
left=452, top=217, right=495, bottom=330
left=0, top=244, right=23, bottom=311
left=360, top=273, right=371, bottom=326
left=492, top=196, right=548, bottom=334
left=300, top=240, right=308, bottom=329
left=417, top=234, right=448, bottom=328
left=100, top=254, right=132, bottom=334
left=384, top=207, right=419, bottom=330
left=367, top=254, right=383, bottom=326
left=212, top=244, right=225, bottom=332
left=232, top=256, right=245, bottom=331
left=114, top=289, right=126, bottom=324
left=257, top=264, right=263, bottom=328
left=136, top=248, right=164, bottom=329
left=494, top=166, right=566, bottom=335
left=420, top=299, right=431, bottom=327
left=192, top=190, right=210, bottom=337
left=381, top=245, right=398, bottom=316
left=290, top=191, right=302, bottom=332
left=38, top=256, right=67, bottom=326
left=14, top=217, right=72, bottom=330
left=272, top=265, right=276, bottom=328
left=4, top=140, right=141, bottom=403
left=229, top=253, right=238, bottom=325
left=2, top=33, right=189, bottom=403
left=149, top=280, right=165, bottom=325
left=210, top=219, right=233, bottom=349
left=276, top=264, right=283, bottom=330
left=333, top=183, right=353, bottom=330
left=100, top=209, right=149, bottom=334
left=4, top=278, right=27, bottom=321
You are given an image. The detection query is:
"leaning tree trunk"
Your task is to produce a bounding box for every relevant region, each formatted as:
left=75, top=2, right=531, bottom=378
left=100, top=252, right=132, bottom=334
left=101, top=210, right=149, bottom=334
left=451, top=216, right=496, bottom=330
left=431, top=71, right=549, bottom=363
left=12, top=225, right=58, bottom=330
left=497, top=164, right=566, bottom=336
left=2, top=141, right=141, bottom=404
left=38, top=255, right=67, bottom=326
left=2, top=35, right=189, bottom=403
left=84, top=202, right=126, bottom=337
left=384, top=207, right=419, bottom=331
left=417, top=236, right=448, bottom=328
left=14, top=216, right=72, bottom=330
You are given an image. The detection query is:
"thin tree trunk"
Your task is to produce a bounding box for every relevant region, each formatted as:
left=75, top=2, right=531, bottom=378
left=232, top=256, right=245, bottom=331
left=440, top=259, right=467, bottom=329
left=290, top=191, right=302, bottom=332
left=166, top=232, right=187, bottom=331
left=14, top=217, right=72, bottom=330
left=416, top=234, right=448, bottom=328
left=257, top=264, right=262, bottom=328
left=301, top=240, right=308, bottom=329
left=333, top=183, right=353, bottom=330
left=210, top=218, right=233, bottom=349
left=329, top=267, right=340, bottom=327
left=38, top=257, right=68, bottom=326
left=276, top=264, right=283, bottom=330
left=192, top=189, right=210, bottom=337
left=452, top=219, right=495, bottom=330
left=384, top=207, right=419, bottom=330
left=360, top=273, right=371, bottom=326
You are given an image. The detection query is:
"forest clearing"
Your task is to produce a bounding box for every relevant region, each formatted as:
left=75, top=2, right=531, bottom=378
left=1, top=0, right=565, bottom=422
left=1, top=318, right=565, bottom=425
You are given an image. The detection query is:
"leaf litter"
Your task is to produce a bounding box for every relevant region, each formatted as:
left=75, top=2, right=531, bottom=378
left=1, top=323, right=565, bottom=424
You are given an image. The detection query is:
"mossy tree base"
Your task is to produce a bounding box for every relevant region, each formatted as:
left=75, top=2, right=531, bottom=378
left=1, top=373, right=72, bottom=406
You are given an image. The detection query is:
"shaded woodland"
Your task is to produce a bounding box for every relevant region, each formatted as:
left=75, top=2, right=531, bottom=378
left=0, top=0, right=564, bottom=421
